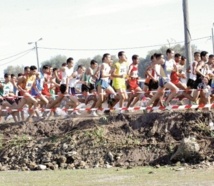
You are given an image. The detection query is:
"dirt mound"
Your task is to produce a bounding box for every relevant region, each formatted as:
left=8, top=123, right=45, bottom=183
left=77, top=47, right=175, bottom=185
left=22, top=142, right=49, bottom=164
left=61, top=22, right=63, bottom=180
left=0, top=111, right=214, bottom=171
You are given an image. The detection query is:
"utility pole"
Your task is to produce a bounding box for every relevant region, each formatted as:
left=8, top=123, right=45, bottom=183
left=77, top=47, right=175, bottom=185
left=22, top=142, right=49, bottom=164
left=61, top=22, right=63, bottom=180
left=212, top=23, right=214, bottom=54
left=182, top=0, right=192, bottom=77
left=28, top=38, right=43, bottom=71
left=35, top=42, right=40, bottom=70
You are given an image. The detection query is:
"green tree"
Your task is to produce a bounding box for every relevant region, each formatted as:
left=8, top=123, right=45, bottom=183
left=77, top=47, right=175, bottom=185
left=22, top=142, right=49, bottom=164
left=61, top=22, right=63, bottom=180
left=40, top=55, right=67, bottom=69
left=4, top=65, right=24, bottom=76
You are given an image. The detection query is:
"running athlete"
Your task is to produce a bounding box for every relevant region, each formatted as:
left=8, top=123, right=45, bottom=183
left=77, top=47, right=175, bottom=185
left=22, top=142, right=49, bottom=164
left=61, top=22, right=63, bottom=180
left=92, top=53, right=117, bottom=116
left=147, top=51, right=179, bottom=107
left=126, top=54, right=142, bottom=109
left=17, top=65, right=38, bottom=122
left=111, top=51, right=128, bottom=112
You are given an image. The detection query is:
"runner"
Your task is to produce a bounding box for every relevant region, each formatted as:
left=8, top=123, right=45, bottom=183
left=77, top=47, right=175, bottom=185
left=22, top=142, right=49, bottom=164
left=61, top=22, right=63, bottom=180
left=111, top=51, right=128, bottom=113
left=126, top=54, right=142, bottom=109
left=17, top=65, right=39, bottom=122
left=92, top=53, right=117, bottom=116
left=147, top=50, right=179, bottom=108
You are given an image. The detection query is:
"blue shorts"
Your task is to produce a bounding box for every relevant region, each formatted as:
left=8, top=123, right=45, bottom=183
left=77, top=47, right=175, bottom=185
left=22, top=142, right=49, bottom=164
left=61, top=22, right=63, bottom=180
left=96, top=79, right=110, bottom=90
left=159, top=77, right=168, bottom=88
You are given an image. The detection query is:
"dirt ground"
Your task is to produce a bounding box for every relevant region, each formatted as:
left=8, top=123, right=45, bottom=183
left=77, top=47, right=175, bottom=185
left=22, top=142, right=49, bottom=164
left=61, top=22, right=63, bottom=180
left=0, top=110, right=214, bottom=171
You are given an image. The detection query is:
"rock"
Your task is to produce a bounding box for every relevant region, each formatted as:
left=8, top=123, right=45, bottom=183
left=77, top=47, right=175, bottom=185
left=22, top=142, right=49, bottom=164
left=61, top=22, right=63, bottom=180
left=127, top=165, right=133, bottom=169
left=62, top=143, right=68, bottom=150
left=106, top=164, right=112, bottom=169
left=173, top=167, right=185, bottom=171
left=0, top=165, right=7, bottom=171
left=58, top=156, right=67, bottom=164
left=42, top=157, right=51, bottom=163
left=79, top=161, right=86, bottom=167
left=148, top=171, right=155, bottom=174
left=94, top=162, right=100, bottom=168
left=67, top=163, right=75, bottom=169
left=115, top=153, right=122, bottom=160
left=107, top=151, right=114, bottom=162
left=60, top=163, right=67, bottom=168
left=28, top=162, right=37, bottom=170
left=155, top=164, right=160, bottom=168
left=37, top=164, right=47, bottom=170
left=115, top=162, right=124, bottom=167
left=170, top=137, right=200, bottom=161
left=21, top=166, right=29, bottom=171
left=45, top=163, right=54, bottom=170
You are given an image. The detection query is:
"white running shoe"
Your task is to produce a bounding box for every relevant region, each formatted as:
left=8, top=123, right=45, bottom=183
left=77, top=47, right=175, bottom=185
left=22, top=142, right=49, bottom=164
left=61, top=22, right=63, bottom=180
left=91, top=111, right=99, bottom=117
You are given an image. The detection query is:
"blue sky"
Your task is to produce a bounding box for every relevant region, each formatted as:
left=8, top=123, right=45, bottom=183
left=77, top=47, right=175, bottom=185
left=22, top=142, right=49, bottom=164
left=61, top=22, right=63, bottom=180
left=0, top=0, right=214, bottom=77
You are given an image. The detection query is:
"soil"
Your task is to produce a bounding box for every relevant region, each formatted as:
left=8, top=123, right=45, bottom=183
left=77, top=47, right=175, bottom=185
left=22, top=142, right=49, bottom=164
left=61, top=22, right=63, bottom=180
left=0, top=110, right=214, bottom=171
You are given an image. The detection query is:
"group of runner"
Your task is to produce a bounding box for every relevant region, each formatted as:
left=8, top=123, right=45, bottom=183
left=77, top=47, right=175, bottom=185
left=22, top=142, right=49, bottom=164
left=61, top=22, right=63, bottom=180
left=0, top=49, right=214, bottom=123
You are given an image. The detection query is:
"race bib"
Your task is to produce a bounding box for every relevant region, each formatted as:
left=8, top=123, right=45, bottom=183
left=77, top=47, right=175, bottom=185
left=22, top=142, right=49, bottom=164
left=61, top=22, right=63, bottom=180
left=120, top=67, right=127, bottom=75
left=26, top=82, right=32, bottom=89
left=132, top=70, right=138, bottom=77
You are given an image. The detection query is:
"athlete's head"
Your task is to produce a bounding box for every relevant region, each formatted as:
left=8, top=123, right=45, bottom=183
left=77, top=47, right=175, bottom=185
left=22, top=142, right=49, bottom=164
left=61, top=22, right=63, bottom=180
left=132, top=54, right=139, bottom=64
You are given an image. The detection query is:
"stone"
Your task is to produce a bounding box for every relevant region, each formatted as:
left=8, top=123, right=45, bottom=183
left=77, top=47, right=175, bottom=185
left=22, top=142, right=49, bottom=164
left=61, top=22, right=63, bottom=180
left=79, top=161, right=86, bottom=167
left=28, top=162, right=37, bottom=170
left=37, top=164, right=47, bottom=170
left=106, top=164, right=112, bottom=169
left=58, top=156, right=67, bottom=164
left=170, top=137, right=200, bottom=161
left=0, top=165, right=7, bottom=171
left=174, top=167, right=185, bottom=171
left=62, top=143, right=68, bottom=150
left=60, top=163, right=67, bottom=168
left=107, top=151, right=114, bottom=162
left=155, top=164, right=160, bottom=168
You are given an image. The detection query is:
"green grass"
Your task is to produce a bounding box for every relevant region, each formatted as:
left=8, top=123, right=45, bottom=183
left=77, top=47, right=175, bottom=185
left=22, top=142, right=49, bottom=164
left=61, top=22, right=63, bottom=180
left=0, top=166, right=214, bottom=186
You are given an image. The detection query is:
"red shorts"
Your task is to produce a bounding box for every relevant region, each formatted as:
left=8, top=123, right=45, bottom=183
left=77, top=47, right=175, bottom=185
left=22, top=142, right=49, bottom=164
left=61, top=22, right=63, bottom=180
left=128, top=79, right=139, bottom=90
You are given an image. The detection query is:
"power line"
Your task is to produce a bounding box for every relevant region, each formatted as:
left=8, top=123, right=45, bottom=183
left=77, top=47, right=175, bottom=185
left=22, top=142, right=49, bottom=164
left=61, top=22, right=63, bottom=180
left=38, top=36, right=211, bottom=51
left=0, top=49, right=33, bottom=67
left=0, top=48, right=34, bottom=62
left=0, top=35, right=211, bottom=63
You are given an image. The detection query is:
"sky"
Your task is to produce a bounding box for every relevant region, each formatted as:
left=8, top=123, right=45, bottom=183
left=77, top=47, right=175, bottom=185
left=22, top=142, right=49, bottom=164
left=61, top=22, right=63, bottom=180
left=0, top=0, right=214, bottom=77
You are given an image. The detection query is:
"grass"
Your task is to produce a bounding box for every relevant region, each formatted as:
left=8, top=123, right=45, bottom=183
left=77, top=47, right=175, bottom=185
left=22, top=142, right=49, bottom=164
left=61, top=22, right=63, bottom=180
left=0, top=166, right=214, bottom=186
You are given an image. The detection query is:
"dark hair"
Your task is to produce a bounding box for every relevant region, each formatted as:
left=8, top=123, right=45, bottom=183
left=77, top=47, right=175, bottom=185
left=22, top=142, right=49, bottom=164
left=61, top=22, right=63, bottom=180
left=11, top=74, right=15, bottom=78
left=102, top=53, right=110, bottom=62
left=194, top=52, right=200, bottom=57
left=209, top=54, right=214, bottom=59
left=62, top=63, right=66, bottom=67
left=53, top=68, right=58, bottom=72
left=4, top=73, right=10, bottom=78
left=67, top=57, right=73, bottom=64
left=42, top=65, right=49, bottom=70
left=118, top=51, right=125, bottom=57
left=181, top=56, right=186, bottom=61
left=166, top=48, right=173, bottom=55
left=174, top=53, right=181, bottom=58
left=90, top=59, right=97, bottom=66
left=77, top=65, right=83, bottom=69
left=200, top=51, right=208, bottom=58
left=30, top=65, right=37, bottom=71
left=18, top=73, right=23, bottom=77
left=132, top=54, right=139, bottom=61
left=24, top=66, right=30, bottom=71
left=150, top=55, right=154, bottom=61
left=154, top=53, right=163, bottom=59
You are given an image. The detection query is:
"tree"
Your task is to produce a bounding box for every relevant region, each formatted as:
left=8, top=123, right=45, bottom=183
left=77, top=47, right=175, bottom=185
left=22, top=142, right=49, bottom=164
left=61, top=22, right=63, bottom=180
left=40, top=55, right=67, bottom=69
left=4, top=65, right=24, bottom=76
